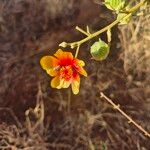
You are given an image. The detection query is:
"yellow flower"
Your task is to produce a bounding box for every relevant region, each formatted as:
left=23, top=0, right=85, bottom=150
left=40, top=49, right=87, bottom=94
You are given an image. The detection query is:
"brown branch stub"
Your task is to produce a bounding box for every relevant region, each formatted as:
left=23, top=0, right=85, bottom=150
left=100, top=92, right=150, bottom=138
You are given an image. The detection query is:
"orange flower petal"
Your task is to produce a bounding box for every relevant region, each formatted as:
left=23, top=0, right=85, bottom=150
left=64, top=52, right=73, bottom=60
left=71, top=75, right=80, bottom=95
left=76, top=59, right=85, bottom=67
left=77, top=67, right=87, bottom=77
left=55, top=49, right=73, bottom=60
left=40, top=56, right=58, bottom=70
left=62, top=80, right=71, bottom=88
left=54, top=49, right=64, bottom=58
left=56, top=79, right=64, bottom=89
left=46, top=69, right=58, bottom=77
left=56, top=79, right=71, bottom=89
left=51, top=76, right=60, bottom=89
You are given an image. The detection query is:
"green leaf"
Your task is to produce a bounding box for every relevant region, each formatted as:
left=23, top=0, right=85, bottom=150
left=90, top=39, right=110, bottom=61
left=104, top=0, right=127, bottom=12
left=117, top=13, right=131, bottom=25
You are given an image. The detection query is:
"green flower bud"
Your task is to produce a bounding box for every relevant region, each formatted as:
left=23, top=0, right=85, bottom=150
left=90, top=39, right=110, bottom=61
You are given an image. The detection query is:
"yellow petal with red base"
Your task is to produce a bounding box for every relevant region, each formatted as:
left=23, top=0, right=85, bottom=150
left=56, top=79, right=63, bottom=89
left=62, top=80, right=71, bottom=88
left=54, top=49, right=64, bottom=58
left=51, top=76, right=60, bottom=88
left=77, top=67, right=87, bottom=77
left=55, top=49, right=73, bottom=61
left=64, top=52, right=73, bottom=60
left=76, top=59, right=85, bottom=66
left=47, top=69, right=58, bottom=77
left=71, top=75, right=80, bottom=95
left=57, top=79, right=71, bottom=89
left=40, top=56, right=58, bottom=70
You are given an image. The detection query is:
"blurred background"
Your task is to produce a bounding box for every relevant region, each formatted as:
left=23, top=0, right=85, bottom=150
left=0, top=0, right=150, bottom=149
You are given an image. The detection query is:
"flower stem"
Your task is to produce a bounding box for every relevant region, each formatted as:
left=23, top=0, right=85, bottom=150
left=75, top=45, right=80, bottom=58
left=67, top=88, right=71, bottom=114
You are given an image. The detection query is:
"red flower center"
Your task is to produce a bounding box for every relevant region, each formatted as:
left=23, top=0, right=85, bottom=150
left=60, top=66, right=73, bottom=81
left=59, top=58, right=73, bottom=66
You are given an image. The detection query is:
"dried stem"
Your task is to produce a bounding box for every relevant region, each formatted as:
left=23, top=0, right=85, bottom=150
left=100, top=92, right=150, bottom=138
left=0, top=107, right=22, bottom=129
left=25, top=83, right=45, bottom=136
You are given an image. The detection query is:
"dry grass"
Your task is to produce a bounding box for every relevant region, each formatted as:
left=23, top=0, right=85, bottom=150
left=120, top=4, right=150, bottom=103
left=0, top=0, right=150, bottom=150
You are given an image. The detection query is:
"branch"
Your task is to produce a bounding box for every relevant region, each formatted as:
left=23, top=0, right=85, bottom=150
left=100, top=92, right=150, bottom=138
left=59, top=0, right=146, bottom=57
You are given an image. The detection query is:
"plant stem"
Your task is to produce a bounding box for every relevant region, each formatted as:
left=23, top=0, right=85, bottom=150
left=100, top=92, right=150, bottom=138
left=62, top=0, right=146, bottom=55
left=75, top=45, right=80, bottom=58
left=128, top=0, right=146, bottom=13
left=67, top=88, right=71, bottom=114
left=76, top=26, right=90, bottom=36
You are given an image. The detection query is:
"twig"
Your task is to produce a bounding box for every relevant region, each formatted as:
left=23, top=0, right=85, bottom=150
left=25, top=83, right=45, bottom=135
left=100, top=92, right=150, bottom=138
left=76, top=26, right=90, bottom=36
left=75, top=45, right=80, bottom=58
left=88, top=138, right=95, bottom=150
left=86, top=25, right=91, bottom=35
left=60, top=0, right=146, bottom=51
left=0, top=108, right=22, bottom=129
